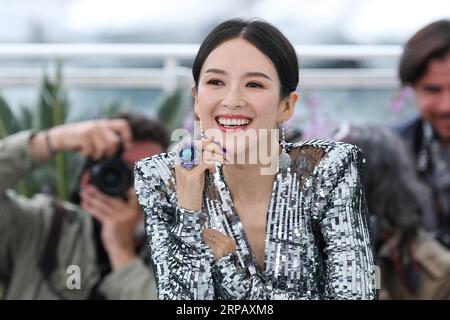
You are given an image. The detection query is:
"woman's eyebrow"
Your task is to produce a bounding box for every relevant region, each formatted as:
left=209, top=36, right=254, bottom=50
left=205, top=69, right=272, bottom=82
left=204, top=68, right=227, bottom=75
left=244, top=72, right=272, bottom=81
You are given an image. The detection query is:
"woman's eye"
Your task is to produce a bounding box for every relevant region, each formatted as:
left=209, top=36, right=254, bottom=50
left=206, top=79, right=224, bottom=86
left=246, top=82, right=263, bottom=88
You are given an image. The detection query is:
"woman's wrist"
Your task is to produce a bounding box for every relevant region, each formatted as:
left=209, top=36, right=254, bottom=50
left=178, top=198, right=202, bottom=212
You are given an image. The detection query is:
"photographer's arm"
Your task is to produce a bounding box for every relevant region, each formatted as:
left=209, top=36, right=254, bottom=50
left=29, top=119, right=132, bottom=163
left=98, top=258, right=158, bottom=299
left=0, top=120, right=132, bottom=280
left=0, top=131, right=41, bottom=193
left=0, top=118, right=132, bottom=192
left=0, top=131, right=51, bottom=278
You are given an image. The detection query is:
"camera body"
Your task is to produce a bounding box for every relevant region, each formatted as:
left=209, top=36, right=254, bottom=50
left=86, top=146, right=133, bottom=199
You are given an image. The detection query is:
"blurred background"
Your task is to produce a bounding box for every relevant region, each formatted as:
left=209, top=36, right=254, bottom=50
left=0, top=0, right=449, bottom=194
left=0, top=0, right=450, bottom=300
left=0, top=0, right=449, bottom=184
left=1, top=0, right=449, bottom=137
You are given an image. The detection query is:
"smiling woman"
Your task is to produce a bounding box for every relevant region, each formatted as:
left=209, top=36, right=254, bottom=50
left=134, top=18, right=377, bottom=300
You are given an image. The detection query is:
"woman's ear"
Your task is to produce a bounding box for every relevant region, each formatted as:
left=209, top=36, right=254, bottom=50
left=191, top=85, right=198, bottom=105
left=192, top=85, right=200, bottom=121
left=277, top=91, right=299, bottom=123
left=192, top=84, right=201, bottom=118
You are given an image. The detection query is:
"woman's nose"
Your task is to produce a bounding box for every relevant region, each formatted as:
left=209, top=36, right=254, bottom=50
left=221, top=85, right=246, bottom=109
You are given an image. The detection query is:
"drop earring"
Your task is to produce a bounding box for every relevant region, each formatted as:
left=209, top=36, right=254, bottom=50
left=279, top=122, right=291, bottom=170
left=200, top=120, right=205, bottom=140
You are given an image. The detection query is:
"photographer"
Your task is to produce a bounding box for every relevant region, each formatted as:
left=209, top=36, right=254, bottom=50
left=394, top=20, right=450, bottom=247
left=0, top=112, right=169, bottom=299
left=337, top=124, right=450, bottom=299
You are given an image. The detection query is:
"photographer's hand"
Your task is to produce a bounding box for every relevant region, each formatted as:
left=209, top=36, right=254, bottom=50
left=29, top=119, right=132, bottom=163
left=80, top=186, right=142, bottom=271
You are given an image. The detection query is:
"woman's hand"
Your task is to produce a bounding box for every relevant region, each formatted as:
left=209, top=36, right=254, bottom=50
left=202, top=228, right=237, bottom=260
left=175, top=136, right=227, bottom=211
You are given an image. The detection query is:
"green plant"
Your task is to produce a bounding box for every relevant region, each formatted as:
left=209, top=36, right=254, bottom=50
left=38, top=64, right=71, bottom=200
left=1, top=69, right=189, bottom=201
left=0, top=68, right=189, bottom=298
left=0, top=64, right=113, bottom=200
left=0, top=96, right=21, bottom=136
left=156, top=88, right=192, bottom=133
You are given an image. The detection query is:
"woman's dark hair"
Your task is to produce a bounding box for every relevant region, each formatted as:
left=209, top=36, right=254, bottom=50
left=338, top=125, right=427, bottom=243
left=192, top=18, right=299, bottom=98
left=399, top=19, right=450, bottom=86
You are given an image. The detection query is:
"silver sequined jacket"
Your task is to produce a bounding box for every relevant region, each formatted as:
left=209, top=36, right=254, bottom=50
left=134, top=139, right=377, bottom=300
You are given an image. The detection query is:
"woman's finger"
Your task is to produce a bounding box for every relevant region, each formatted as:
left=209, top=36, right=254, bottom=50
left=201, top=229, right=236, bottom=260
left=202, top=150, right=226, bottom=166
left=202, top=228, right=229, bottom=245
left=210, top=230, right=236, bottom=252
left=202, top=138, right=228, bottom=162
left=202, top=228, right=217, bottom=244
left=188, top=152, right=221, bottom=175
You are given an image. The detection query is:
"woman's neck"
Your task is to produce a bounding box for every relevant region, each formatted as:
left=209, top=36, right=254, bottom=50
left=222, top=153, right=278, bottom=204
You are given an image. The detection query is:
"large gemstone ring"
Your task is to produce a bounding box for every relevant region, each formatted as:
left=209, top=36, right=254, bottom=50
left=177, top=142, right=200, bottom=170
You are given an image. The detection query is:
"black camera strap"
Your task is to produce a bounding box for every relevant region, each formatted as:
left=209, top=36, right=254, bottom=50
left=39, top=199, right=65, bottom=279
left=39, top=198, right=113, bottom=299
left=34, top=199, right=69, bottom=300
left=88, top=219, right=112, bottom=300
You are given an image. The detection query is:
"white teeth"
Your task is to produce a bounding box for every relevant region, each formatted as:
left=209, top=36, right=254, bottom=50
left=217, top=117, right=250, bottom=126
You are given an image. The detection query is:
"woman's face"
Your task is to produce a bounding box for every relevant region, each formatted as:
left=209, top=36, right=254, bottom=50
left=193, top=37, right=297, bottom=160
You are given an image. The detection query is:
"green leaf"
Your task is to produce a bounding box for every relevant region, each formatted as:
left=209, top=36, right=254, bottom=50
left=156, top=88, right=190, bottom=132
left=0, top=96, right=21, bottom=137
left=19, top=105, right=33, bottom=131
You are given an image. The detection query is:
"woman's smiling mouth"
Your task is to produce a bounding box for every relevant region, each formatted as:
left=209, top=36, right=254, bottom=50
left=215, top=115, right=253, bottom=132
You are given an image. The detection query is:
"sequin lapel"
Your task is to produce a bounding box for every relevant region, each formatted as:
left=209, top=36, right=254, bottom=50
left=203, top=162, right=280, bottom=278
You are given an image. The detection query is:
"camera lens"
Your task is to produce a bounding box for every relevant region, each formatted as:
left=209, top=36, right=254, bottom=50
left=104, top=168, right=122, bottom=185
left=89, top=159, right=133, bottom=197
